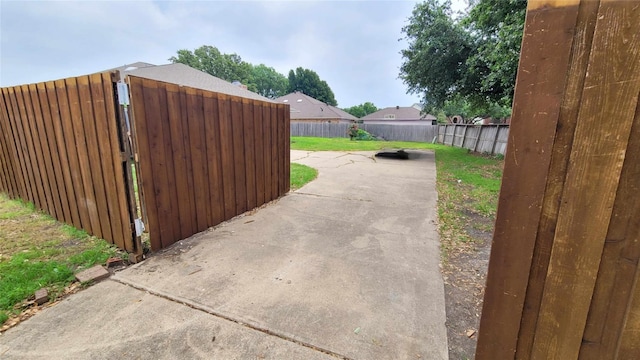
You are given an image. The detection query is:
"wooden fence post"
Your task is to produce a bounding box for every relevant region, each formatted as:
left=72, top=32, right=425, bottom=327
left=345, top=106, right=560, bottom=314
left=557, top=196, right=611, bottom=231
left=476, top=0, right=640, bottom=359
left=490, top=125, right=501, bottom=155
left=473, top=125, right=482, bottom=153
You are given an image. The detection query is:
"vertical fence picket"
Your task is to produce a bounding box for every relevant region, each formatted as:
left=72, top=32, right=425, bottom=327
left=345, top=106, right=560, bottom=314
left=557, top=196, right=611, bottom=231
left=35, top=82, right=69, bottom=225
left=254, top=100, right=266, bottom=206
left=263, top=103, right=273, bottom=203
left=166, top=83, right=196, bottom=240
left=203, top=91, right=224, bottom=226
left=243, top=98, right=257, bottom=211
left=13, top=86, right=43, bottom=209
left=219, top=95, right=236, bottom=219
left=0, top=73, right=135, bottom=251
left=26, top=84, right=60, bottom=220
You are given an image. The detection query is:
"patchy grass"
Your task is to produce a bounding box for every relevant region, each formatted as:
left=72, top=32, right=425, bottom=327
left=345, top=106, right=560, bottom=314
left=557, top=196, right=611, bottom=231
left=0, top=193, right=121, bottom=326
left=290, top=163, right=318, bottom=190
left=435, top=147, right=503, bottom=260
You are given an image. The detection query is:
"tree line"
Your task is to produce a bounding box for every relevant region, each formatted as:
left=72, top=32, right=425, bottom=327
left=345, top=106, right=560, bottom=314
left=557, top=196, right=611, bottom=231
left=169, top=45, right=338, bottom=106
left=399, top=0, right=526, bottom=122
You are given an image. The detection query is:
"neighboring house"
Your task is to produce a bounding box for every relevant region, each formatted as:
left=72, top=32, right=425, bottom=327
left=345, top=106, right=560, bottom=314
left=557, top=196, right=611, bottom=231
left=360, top=106, right=437, bottom=125
left=107, top=62, right=272, bottom=102
left=274, top=92, right=357, bottom=123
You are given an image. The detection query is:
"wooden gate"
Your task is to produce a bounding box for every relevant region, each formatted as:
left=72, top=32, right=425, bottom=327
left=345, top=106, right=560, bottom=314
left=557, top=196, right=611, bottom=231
left=476, top=0, right=640, bottom=358
left=0, top=72, right=140, bottom=253
left=128, top=76, right=290, bottom=251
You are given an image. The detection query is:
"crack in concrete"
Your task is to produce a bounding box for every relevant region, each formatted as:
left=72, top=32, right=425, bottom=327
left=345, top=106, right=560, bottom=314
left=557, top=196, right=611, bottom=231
left=292, top=192, right=373, bottom=202
left=335, top=160, right=355, bottom=168
left=334, top=152, right=376, bottom=162
left=109, top=278, right=352, bottom=360
left=291, top=151, right=312, bottom=162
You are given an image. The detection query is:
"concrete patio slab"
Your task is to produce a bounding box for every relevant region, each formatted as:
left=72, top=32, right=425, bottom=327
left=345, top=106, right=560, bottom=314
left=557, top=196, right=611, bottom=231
left=1, top=150, right=447, bottom=360
left=113, top=150, right=447, bottom=359
left=0, top=281, right=335, bottom=360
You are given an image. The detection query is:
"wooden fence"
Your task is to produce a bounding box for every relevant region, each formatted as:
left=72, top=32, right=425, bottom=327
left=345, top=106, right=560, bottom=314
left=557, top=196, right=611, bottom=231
left=0, top=72, right=138, bottom=252
left=291, top=122, right=349, bottom=138
left=476, top=0, right=640, bottom=359
left=290, top=122, right=438, bottom=142
left=437, top=124, right=509, bottom=155
left=128, top=76, right=290, bottom=251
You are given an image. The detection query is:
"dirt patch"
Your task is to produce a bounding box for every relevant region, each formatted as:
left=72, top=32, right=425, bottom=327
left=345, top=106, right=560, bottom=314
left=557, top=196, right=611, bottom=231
left=442, top=212, right=493, bottom=359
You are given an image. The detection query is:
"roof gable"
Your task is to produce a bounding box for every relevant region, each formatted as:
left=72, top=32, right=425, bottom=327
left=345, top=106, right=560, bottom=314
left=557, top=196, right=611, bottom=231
left=108, top=62, right=272, bottom=102
left=274, top=92, right=357, bottom=120
left=361, top=106, right=436, bottom=121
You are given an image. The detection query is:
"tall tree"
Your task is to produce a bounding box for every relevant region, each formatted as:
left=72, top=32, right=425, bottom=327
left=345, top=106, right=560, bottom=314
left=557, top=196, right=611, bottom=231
left=399, top=0, right=473, bottom=112
left=399, top=0, right=526, bottom=114
left=343, top=102, right=379, bottom=118
left=464, top=0, right=526, bottom=104
left=287, top=67, right=338, bottom=106
left=169, top=45, right=254, bottom=89
left=252, top=64, right=288, bottom=99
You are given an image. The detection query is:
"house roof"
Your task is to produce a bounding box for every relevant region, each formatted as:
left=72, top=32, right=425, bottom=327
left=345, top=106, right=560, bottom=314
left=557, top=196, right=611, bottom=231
left=274, top=92, right=357, bottom=121
left=107, top=62, right=272, bottom=102
left=361, top=106, right=436, bottom=121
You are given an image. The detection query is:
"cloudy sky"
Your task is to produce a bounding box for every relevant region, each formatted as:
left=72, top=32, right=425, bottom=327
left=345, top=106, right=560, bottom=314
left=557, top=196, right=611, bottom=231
left=1, top=0, right=466, bottom=108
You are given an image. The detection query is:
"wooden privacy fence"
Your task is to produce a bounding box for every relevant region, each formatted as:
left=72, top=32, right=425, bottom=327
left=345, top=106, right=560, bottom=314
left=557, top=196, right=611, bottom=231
left=437, top=124, right=509, bottom=155
left=477, top=0, right=640, bottom=359
left=363, top=123, right=438, bottom=142
left=0, top=72, right=138, bottom=252
left=291, top=122, right=349, bottom=138
left=128, top=76, right=290, bottom=251
left=291, top=121, right=438, bottom=142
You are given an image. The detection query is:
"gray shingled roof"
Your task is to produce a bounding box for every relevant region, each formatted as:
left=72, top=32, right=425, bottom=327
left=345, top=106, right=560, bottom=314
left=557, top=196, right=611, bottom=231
left=107, top=62, right=272, bottom=102
left=274, top=92, right=357, bottom=120
left=361, top=106, right=436, bottom=121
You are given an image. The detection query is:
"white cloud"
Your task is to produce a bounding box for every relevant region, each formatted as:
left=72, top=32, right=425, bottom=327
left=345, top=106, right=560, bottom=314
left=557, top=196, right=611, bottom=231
left=1, top=0, right=425, bottom=107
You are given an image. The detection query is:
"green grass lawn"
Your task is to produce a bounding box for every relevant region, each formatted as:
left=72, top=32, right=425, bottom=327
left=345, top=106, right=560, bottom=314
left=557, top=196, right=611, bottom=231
left=0, top=194, right=121, bottom=326
left=291, top=136, right=504, bottom=258
left=290, top=136, right=442, bottom=152
left=290, top=163, right=318, bottom=190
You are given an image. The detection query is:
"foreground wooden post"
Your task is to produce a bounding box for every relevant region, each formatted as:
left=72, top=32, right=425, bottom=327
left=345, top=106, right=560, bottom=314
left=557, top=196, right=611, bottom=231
left=476, top=0, right=640, bottom=359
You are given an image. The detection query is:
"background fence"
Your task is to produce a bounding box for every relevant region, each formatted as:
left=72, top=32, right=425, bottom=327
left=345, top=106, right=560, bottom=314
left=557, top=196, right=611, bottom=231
left=438, top=124, right=509, bottom=155
left=291, top=122, right=438, bottom=142
left=129, top=76, right=290, bottom=251
left=0, top=72, right=137, bottom=252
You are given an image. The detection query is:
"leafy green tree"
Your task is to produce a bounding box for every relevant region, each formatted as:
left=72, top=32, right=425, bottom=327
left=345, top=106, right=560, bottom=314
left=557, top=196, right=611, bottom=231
left=442, top=97, right=471, bottom=122
left=464, top=0, right=526, bottom=104
left=169, top=46, right=339, bottom=104
left=343, top=102, right=379, bottom=118
left=287, top=67, right=338, bottom=106
left=251, top=64, right=288, bottom=99
left=399, top=0, right=526, bottom=111
left=400, top=0, right=474, bottom=111
left=169, top=45, right=255, bottom=90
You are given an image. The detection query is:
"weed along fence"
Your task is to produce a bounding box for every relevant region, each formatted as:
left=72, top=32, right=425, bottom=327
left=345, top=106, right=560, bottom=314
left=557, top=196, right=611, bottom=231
left=0, top=73, right=139, bottom=253
left=128, top=76, right=290, bottom=251
left=437, top=124, right=509, bottom=155
left=291, top=122, right=438, bottom=142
